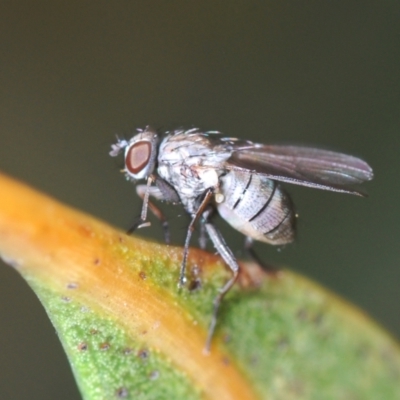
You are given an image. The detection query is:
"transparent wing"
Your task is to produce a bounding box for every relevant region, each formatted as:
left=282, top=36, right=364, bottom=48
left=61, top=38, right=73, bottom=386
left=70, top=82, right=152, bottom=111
left=227, top=144, right=374, bottom=196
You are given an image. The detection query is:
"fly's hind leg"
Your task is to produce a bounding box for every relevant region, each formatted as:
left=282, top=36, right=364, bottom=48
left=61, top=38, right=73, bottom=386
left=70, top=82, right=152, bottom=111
left=244, top=236, right=279, bottom=275
left=198, top=219, right=208, bottom=250
left=203, top=209, right=239, bottom=353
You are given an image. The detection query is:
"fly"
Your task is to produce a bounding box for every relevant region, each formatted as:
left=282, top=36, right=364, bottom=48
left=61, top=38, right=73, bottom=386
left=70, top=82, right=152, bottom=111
left=110, top=126, right=373, bottom=351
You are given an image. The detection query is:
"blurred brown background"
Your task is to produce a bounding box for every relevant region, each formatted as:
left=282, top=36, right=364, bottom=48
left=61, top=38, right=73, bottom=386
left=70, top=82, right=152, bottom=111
left=0, top=2, right=399, bottom=399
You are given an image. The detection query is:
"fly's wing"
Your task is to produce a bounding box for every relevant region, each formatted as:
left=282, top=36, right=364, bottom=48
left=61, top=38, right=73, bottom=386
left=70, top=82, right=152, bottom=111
left=227, top=144, right=374, bottom=196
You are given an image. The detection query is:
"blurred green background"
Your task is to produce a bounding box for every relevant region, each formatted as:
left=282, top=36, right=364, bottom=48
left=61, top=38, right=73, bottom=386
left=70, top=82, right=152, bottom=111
left=0, top=2, right=399, bottom=399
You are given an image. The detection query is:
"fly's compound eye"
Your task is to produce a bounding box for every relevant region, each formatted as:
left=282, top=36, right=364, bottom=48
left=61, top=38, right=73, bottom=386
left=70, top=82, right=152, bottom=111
left=121, top=128, right=158, bottom=180
left=126, top=141, right=151, bottom=175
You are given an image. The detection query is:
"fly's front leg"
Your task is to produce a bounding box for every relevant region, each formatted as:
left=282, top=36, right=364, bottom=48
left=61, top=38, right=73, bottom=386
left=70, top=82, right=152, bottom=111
left=203, top=212, right=239, bottom=353
left=127, top=175, right=154, bottom=232
left=127, top=174, right=170, bottom=244
left=179, top=189, right=214, bottom=287
left=139, top=174, right=154, bottom=223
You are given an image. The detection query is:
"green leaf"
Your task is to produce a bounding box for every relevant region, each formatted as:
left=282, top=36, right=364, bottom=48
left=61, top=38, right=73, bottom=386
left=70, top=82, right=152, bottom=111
left=0, top=171, right=399, bottom=400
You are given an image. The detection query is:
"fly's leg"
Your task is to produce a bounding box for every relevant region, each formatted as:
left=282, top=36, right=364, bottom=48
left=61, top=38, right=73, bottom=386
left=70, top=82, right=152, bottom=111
left=127, top=174, right=171, bottom=244
left=148, top=202, right=170, bottom=244
left=198, top=219, right=207, bottom=250
left=127, top=174, right=154, bottom=232
left=244, top=236, right=279, bottom=275
left=127, top=199, right=170, bottom=244
left=179, top=189, right=214, bottom=287
left=126, top=218, right=152, bottom=234
left=138, top=175, right=154, bottom=222
left=203, top=212, right=239, bottom=353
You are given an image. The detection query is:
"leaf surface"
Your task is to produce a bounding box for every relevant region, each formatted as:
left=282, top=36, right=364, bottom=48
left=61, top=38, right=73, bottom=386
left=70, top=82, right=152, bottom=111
left=0, top=172, right=399, bottom=400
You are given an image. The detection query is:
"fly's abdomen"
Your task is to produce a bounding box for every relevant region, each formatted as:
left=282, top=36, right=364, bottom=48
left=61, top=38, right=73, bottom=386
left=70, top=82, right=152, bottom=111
left=217, top=170, right=296, bottom=245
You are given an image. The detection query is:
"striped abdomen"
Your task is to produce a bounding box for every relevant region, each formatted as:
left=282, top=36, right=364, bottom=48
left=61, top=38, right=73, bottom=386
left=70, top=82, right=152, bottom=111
left=217, top=170, right=296, bottom=245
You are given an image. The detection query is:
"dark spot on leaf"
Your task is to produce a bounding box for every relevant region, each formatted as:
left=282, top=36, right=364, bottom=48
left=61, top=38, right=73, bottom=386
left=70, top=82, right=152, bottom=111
left=100, top=342, right=110, bottom=351
left=61, top=296, right=71, bottom=302
left=188, top=264, right=202, bottom=291
left=139, top=271, right=147, bottom=280
left=78, top=342, right=88, bottom=351
left=149, top=370, right=159, bottom=380
left=188, top=278, right=202, bottom=291
left=77, top=224, right=93, bottom=238
left=67, top=282, right=79, bottom=289
left=123, top=347, right=133, bottom=355
left=137, top=348, right=149, bottom=360
left=94, top=258, right=101, bottom=265
left=116, top=387, right=129, bottom=398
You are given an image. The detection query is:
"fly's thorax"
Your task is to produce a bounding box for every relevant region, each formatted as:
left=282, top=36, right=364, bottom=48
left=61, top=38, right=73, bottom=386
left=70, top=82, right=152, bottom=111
left=217, top=169, right=296, bottom=245
left=157, top=131, right=232, bottom=167
left=156, top=131, right=231, bottom=212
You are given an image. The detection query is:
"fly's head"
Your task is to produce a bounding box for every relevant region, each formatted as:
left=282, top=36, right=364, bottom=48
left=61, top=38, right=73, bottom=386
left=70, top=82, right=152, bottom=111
left=110, top=127, right=159, bottom=181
